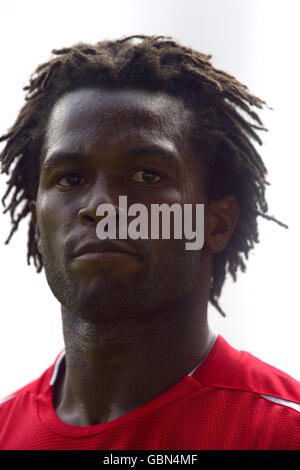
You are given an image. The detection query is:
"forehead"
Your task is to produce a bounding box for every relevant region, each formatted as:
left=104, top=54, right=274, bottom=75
left=43, top=88, right=195, bottom=160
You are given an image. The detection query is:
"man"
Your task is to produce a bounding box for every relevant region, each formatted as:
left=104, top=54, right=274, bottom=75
left=0, top=35, right=299, bottom=450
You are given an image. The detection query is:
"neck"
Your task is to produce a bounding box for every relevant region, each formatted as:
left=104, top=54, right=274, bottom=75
left=54, top=289, right=215, bottom=426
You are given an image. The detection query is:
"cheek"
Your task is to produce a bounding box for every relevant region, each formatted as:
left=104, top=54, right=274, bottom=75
left=149, top=237, right=189, bottom=268
left=36, top=193, right=75, bottom=250
left=126, top=187, right=183, bottom=209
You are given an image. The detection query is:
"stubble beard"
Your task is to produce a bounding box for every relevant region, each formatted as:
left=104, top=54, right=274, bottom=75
left=41, top=238, right=204, bottom=323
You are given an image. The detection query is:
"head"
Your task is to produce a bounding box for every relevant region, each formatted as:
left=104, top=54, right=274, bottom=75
left=0, top=35, right=285, bottom=317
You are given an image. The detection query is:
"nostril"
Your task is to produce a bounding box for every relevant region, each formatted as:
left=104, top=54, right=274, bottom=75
left=84, top=214, right=96, bottom=223
left=78, top=208, right=97, bottom=224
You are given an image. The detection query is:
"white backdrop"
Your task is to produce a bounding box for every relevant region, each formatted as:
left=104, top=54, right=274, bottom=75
left=0, top=0, right=299, bottom=399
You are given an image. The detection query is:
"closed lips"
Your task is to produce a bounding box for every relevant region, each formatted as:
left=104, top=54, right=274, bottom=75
left=73, top=241, right=140, bottom=258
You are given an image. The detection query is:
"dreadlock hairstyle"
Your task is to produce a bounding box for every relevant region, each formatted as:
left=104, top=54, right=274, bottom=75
left=0, top=35, right=287, bottom=316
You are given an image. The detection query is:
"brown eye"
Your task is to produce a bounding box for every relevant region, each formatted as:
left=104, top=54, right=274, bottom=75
left=132, top=169, right=161, bottom=183
left=57, top=173, right=85, bottom=187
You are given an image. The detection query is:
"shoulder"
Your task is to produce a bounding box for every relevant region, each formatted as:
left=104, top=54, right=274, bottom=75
left=0, top=350, right=64, bottom=422
left=220, top=348, right=300, bottom=411
left=198, top=336, right=300, bottom=408
left=216, top=340, right=300, bottom=447
left=192, top=337, right=300, bottom=448
left=194, top=335, right=300, bottom=408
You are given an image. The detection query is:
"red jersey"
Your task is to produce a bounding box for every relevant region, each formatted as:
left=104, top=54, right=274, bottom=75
left=0, top=335, right=299, bottom=450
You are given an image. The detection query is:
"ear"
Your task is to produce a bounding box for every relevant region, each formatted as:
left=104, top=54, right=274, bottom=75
left=205, top=196, right=240, bottom=253
left=29, top=201, right=43, bottom=254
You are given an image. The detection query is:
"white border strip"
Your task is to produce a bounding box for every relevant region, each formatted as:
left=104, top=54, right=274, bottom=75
left=261, top=394, right=300, bottom=413
left=49, top=350, right=66, bottom=386
left=188, top=335, right=218, bottom=377
left=0, top=394, right=16, bottom=405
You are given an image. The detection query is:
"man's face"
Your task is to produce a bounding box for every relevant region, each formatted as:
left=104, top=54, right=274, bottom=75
left=33, top=88, right=208, bottom=321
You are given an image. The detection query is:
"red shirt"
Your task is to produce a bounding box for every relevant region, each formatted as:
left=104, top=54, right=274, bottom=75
left=1, top=335, right=299, bottom=450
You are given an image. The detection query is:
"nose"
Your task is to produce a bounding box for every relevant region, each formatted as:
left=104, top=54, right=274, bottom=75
left=77, top=177, right=121, bottom=225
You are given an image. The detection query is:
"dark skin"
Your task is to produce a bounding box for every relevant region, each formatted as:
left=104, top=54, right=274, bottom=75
left=30, top=88, right=239, bottom=426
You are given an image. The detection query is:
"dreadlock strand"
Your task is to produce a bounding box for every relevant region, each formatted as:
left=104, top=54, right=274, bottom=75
left=256, top=211, right=288, bottom=229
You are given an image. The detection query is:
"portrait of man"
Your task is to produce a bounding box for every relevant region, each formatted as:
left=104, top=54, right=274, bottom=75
left=0, top=32, right=299, bottom=450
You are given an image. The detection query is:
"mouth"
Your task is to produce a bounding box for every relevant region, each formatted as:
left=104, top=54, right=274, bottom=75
left=73, top=240, right=142, bottom=260
left=70, top=240, right=144, bottom=278
left=74, top=251, right=138, bottom=261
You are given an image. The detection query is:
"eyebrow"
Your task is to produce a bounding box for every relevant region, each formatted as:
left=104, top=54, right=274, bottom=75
left=123, top=144, right=179, bottom=162
left=43, top=144, right=180, bottom=170
left=43, top=151, right=89, bottom=169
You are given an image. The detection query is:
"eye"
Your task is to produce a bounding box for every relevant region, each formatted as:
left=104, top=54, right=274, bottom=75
left=56, top=173, right=86, bottom=187
left=132, top=169, right=162, bottom=184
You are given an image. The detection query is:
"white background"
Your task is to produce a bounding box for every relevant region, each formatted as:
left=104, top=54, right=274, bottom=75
left=0, top=0, right=299, bottom=398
